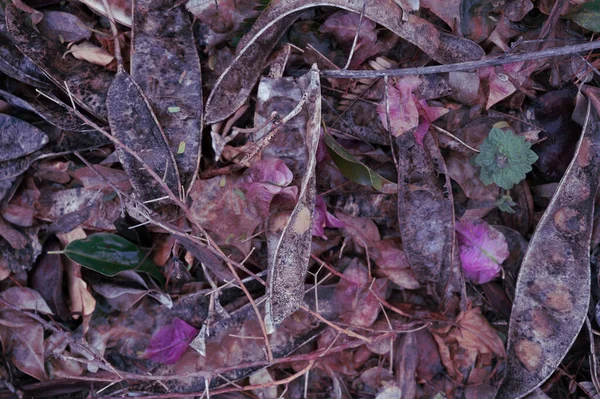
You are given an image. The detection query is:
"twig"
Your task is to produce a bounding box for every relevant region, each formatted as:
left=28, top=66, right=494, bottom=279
left=320, top=41, right=600, bottom=79
left=299, top=304, right=372, bottom=343
left=342, top=0, right=367, bottom=70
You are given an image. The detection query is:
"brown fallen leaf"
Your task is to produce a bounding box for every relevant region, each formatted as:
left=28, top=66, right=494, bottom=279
left=495, top=92, right=600, bottom=398
left=5, top=4, right=113, bottom=121
left=0, top=311, right=47, bottom=381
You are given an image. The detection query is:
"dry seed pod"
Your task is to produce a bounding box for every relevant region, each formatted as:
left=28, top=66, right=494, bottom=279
left=496, top=95, right=600, bottom=399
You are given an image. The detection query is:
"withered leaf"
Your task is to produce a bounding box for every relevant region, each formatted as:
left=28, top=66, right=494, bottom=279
left=205, top=11, right=301, bottom=124
left=266, top=66, right=321, bottom=331
left=0, top=311, right=46, bottom=381
left=106, top=70, right=181, bottom=205
left=393, top=130, right=461, bottom=301
left=205, top=0, right=484, bottom=123
left=0, top=114, right=48, bottom=162
left=5, top=4, right=113, bottom=120
left=0, top=7, right=52, bottom=89
left=131, top=0, right=203, bottom=193
left=495, top=96, right=600, bottom=399
left=37, top=11, right=92, bottom=43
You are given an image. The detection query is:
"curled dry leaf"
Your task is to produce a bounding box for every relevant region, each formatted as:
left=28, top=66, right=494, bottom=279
left=266, top=66, right=321, bottom=330
left=5, top=4, right=113, bottom=120
left=131, top=0, right=203, bottom=193
left=495, top=94, right=600, bottom=399
left=106, top=70, right=182, bottom=206
left=205, top=0, right=484, bottom=123
left=67, top=41, right=114, bottom=67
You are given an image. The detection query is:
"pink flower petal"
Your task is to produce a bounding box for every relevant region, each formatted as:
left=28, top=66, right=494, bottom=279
left=143, top=318, right=199, bottom=364
left=312, top=196, right=344, bottom=239
left=456, top=220, right=509, bottom=284
left=377, top=77, right=422, bottom=137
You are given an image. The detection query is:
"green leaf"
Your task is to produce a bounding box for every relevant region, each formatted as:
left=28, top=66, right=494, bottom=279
left=63, top=233, right=165, bottom=284
left=565, top=0, right=600, bottom=32
left=324, top=132, right=397, bottom=194
left=473, top=127, right=538, bottom=190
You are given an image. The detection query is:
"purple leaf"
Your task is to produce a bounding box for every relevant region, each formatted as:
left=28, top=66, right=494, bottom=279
left=143, top=318, right=199, bottom=364
left=456, top=220, right=509, bottom=284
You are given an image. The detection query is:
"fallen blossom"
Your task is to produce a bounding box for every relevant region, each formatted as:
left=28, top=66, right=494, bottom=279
left=143, top=318, right=199, bottom=364
left=455, top=219, right=509, bottom=284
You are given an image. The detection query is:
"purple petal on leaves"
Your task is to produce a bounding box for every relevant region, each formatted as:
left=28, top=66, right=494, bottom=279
left=243, top=158, right=297, bottom=217
left=377, top=77, right=421, bottom=137
left=456, top=220, right=510, bottom=284
left=143, top=318, right=199, bottom=364
left=312, top=196, right=345, bottom=239
left=248, top=158, right=293, bottom=187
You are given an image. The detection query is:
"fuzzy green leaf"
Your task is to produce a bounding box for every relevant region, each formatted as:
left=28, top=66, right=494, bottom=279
left=473, top=128, right=538, bottom=190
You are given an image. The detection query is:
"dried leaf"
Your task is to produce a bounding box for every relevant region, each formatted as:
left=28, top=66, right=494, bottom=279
left=205, top=0, right=484, bottom=123
left=495, top=93, right=600, bottom=398
left=242, top=158, right=298, bottom=217
left=1, top=287, right=53, bottom=315
left=67, top=41, right=114, bottom=66
left=106, top=70, right=181, bottom=205
left=131, top=0, right=203, bottom=192
left=0, top=114, right=48, bottom=162
left=78, top=0, right=132, bottom=26
left=0, top=7, right=52, bottom=88
left=456, top=219, right=509, bottom=284
left=0, top=311, right=47, bottom=381
left=0, top=89, right=92, bottom=132
left=266, top=66, right=321, bottom=330
left=5, top=4, right=113, bottom=120
left=37, top=11, right=92, bottom=42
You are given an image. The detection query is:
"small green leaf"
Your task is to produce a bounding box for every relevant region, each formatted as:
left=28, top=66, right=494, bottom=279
left=496, top=194, right=516, bottom=214
left=177, top=141, right=186, bottom=154
left=168, top=106, right=180, bottom=113
left=63, top=233, right=165, bottom=284
left=565, top=0, right=600, bottom=32
left=324, top=131, right=397, bottom=194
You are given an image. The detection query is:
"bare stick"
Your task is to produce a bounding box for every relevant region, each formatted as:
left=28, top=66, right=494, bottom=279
left=321, top=41, right=600, bottom=79
left=342, top=0, right=367, bottom=70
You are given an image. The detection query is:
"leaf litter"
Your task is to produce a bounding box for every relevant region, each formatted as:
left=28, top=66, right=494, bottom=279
left=2, top=0, right=600, bottom=397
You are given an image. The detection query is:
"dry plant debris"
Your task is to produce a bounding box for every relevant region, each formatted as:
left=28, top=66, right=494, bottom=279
left=3, top=0, right=600, bottom=397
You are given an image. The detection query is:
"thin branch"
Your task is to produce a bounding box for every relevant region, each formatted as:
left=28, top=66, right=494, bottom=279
left=321, top=41, right=600, bottom=79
